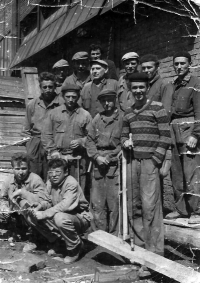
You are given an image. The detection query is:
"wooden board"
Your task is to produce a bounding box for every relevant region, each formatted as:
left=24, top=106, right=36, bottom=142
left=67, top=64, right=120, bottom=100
left=165, top=224, right=200, bottom=249
left=164, top=218, right=200, bottom=229
left=88, top=230, right=200, bottom=283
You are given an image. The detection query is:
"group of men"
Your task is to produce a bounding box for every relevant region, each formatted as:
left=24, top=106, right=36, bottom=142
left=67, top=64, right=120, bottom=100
left=0, top=43, right=200, bottom=268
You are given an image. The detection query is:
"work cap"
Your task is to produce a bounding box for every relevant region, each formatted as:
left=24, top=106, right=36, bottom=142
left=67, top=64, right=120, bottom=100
left=140, top=54, right=159, bottom=64
left=61, top=83, right=81, bottom=93
left=173, top=51, right=191, bottom=62
left=52, top=59, right=69, bottom=69
left=98, top=89, right=117, bottom=100
left=90, top=59, right=108, bottom=68
left=129, top=73, right=148, bottom=82
left=121, top=52, right=139, bottom=62
left=72, top=52, right=89, bottom=61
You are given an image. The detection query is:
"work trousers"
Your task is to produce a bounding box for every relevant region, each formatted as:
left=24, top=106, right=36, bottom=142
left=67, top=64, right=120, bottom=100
left=26, top=137, right=48, bottom=181
left=91, top=165, right=119, bottom=235
left=25, top=210, right=90, bottom=251
left=129, top=158, right=164, bottom=255
left=171, top=143, right=200, bottom=216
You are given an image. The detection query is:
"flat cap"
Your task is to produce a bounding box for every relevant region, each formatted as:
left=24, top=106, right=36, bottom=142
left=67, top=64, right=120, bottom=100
left=72, top=52, right=89, bottom=61
left=90, top=59, right=108, bottom=68
left=98, top=89, right=117, bottom=100
left=122, top=52, right=139, bottom=62
left=61, top=83, right=81, bottom=93
left=52, top=59, right=69, bottom=69
left=140, top=54, right=159, bottom=64
left=173, top=51, right=191, bottom=62
left=129, top=73, right=148, bottom=82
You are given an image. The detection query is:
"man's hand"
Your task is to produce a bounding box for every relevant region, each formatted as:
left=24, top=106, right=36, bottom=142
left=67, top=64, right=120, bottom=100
left=96, top=156, right=109, bottom=166
left=33, top=210, right=45, bottom=221
left=160, top=159, right=171, bottom=178
left=123, top=140, right=133, bottom=149
left=186, top=136, right=198, bottom=148
left=10, top=189, right=22, bottom=202
left=70, top=139, right=81, bottom=149
left=30, top=203, right=42, bottom=211
left=51, top=151, right=61, bottom=159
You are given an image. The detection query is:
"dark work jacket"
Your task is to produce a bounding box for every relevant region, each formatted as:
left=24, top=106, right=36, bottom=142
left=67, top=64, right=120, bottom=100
left=104, top=59, right=118, bottom=80
left=171, top=74, right=200, bottom=139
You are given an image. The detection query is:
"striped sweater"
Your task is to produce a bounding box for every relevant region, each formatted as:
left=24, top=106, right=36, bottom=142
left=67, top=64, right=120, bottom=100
left=121, top=101, right=171, bottom=167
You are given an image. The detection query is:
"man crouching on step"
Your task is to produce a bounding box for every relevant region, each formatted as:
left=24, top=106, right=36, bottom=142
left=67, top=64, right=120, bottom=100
left=33, top=158, right=91, bottom=264
left=121, top=73, right=171, bottom=256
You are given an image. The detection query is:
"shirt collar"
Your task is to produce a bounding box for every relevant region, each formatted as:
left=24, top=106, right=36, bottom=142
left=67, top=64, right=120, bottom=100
left=173, top=73, right=191, bottom=85
left=12, top=172, right=31, bottom=186
left=100, top=108, right=119, bottom=122
left=149, top=74, right=160, bottom=86
left=61, top=103, right=80, bottom=114
left=38, top=93, right=60, bottom=108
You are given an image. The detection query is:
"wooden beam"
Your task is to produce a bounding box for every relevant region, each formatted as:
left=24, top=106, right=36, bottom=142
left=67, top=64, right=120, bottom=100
left=21, top=67, right=40, bottom=103
left=165, top=224, right=200, bottom=249
left=88, top=230, right=200, bottom=283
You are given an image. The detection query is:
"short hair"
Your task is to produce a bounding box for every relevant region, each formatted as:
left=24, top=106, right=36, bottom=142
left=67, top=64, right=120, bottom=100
left=173, top=51, right=191, bottom=63
left=140, top=54, right=159, bottom=67
left=39, top=72, right=56, bottom=85
left=11, top=152, right=30, bottom=168
left=48, top=158, right=68, bottom=172
left=89, top=44, right=103, bottom=55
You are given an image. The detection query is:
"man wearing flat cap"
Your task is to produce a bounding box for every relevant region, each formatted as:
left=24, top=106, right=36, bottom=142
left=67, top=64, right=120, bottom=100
left=62, top=52, right=91, bottom=90
left=80, top=59, right=118, bottom=118
left=121, top=73, right=171, bottom=257
left=165, top=51, right=200, bottom=224
left=42, top=83, right=92, bottom=194
left=118, top=52, right=139, bottom=112
left=52, top=59, right=69, bottom=94
left=86, top=89, right=123, bottom=235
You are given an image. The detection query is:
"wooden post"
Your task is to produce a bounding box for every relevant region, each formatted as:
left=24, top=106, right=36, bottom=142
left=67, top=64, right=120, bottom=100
left=21, top=67, right=40, bottom=104
left=122, top=149, right=128, bottom=240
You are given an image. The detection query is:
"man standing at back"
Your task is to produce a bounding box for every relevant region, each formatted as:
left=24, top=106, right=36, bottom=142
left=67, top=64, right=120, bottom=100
left=52, top=59, right=70, bottom=94
left=23, top=72, right=63, bottom=180
left=89, top=44, right=118, bottom=80
left=165, top=51, right=200, bottom=224
left=118, top=52, right=139, bottom=112
left=62, top=52, right=91, bottom=90
left=80, top=59, right=118, bottom=118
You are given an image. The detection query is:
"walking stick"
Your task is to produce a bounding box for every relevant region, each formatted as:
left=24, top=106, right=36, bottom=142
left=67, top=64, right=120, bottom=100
left=122, top=149, right=129, bottom=240
left=129, top=133, right=135, bottom=251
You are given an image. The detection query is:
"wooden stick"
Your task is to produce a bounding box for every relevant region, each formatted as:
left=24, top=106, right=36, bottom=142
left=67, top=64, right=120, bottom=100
left=122, top=150, right=128, bottom=240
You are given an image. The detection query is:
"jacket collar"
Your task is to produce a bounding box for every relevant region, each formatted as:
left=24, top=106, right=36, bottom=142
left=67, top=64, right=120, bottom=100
left=173, top=73, right=191, bottom=85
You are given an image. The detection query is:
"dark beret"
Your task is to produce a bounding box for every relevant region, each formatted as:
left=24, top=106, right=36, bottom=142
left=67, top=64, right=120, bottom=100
left=140, top=54, right=159, bottom=64
left=173, top=51, right=191, bottom=62
left=128, top=73, right=148, bottom=82
left=61, top=83, right=81, bottom=93
left=98, top=89, right=117, bottom=100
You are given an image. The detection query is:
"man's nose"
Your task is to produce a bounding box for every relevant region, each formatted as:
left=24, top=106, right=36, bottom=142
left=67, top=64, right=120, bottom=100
left=69, top=97, right=73, bottom=101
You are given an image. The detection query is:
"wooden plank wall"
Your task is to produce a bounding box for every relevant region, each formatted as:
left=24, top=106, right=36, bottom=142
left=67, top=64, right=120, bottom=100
left=0, top=68, right=40, bottom=170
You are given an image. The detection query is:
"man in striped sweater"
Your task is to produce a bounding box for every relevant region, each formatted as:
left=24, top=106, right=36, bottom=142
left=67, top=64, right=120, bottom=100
left=121, top=73, right=171, bottom=256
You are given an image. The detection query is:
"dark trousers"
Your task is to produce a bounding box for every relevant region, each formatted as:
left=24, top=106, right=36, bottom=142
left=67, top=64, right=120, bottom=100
left=91, top=165, right=119, bottom=235
left=26, top=137, right=48, bottom=181
left=171, top=143, right=200, bottom=216
left=129, top=159, right=164, bottom=255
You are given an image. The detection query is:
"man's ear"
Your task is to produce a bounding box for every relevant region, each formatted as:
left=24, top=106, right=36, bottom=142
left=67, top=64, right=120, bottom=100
left=104, top=67, right=108, bottom=74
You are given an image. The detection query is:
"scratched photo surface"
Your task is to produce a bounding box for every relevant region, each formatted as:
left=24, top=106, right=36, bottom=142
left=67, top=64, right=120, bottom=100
left=0, top=1, right=199, bottom=283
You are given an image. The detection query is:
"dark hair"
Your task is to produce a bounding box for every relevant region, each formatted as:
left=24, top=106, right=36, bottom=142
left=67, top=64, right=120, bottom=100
left=173, top=51, right=191, bottom=63
left=11, top=152, right=30, bottom=168
left=89, top=44, right=103, bottom=55
left=48, top=158, right=68, bottom=172
left=39, top=72, right=56, bottom=85
left=140, top=54, right=159, bottom=67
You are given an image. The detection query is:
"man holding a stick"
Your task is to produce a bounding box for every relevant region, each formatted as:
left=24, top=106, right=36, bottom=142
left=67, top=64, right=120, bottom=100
left=121, top=73, right=171, bottom=256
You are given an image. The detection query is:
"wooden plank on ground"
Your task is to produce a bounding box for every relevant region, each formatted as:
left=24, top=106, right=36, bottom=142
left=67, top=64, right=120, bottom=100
left=164, top=218, right=200, bottom=229
left=88, top=230, right=200, bottom=283
left=164, top=224, right=200, bottom=249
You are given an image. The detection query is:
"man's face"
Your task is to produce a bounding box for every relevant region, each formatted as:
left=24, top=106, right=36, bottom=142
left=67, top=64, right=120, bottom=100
left=90, top=49, right=101, bottom=60
left=141, top=61, right=158, bottom=80
left=173, top=57, right=190, bottom=77
left=54, top=67, right=69, bottom=83
left=90, top=64, right=107, bottom=80
left=63, top=91, right=79, bottom=110
left=124, top=59, right=138, bottom=74
left=131, top=82, right=148, bottom=105
left=13, top=161, right=29, bottom=182
left=40, top=80, right=56, bottom=101
left=73, top=59, right=89, bottom=72
left=48, top=166, right=67, bottom=185
left=99, top=95, right=116, bottom=112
